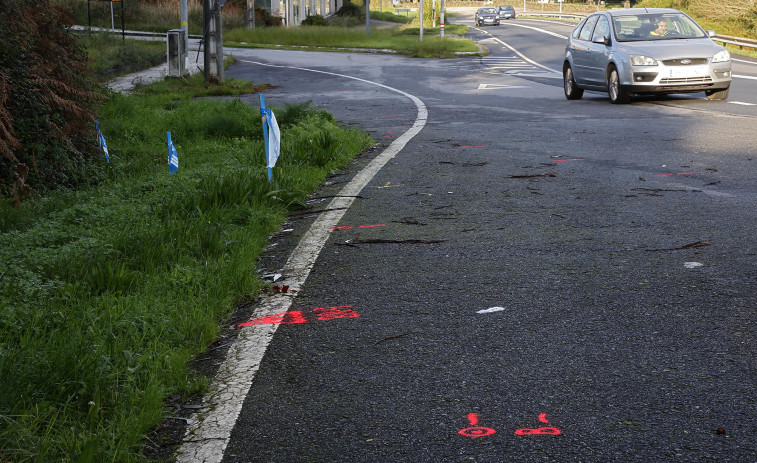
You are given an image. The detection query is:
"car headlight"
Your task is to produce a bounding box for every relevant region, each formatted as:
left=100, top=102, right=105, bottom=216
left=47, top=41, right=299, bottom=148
left=630, top=55, right=658, bottom=66
left=712, top=50, right=730, bottom=63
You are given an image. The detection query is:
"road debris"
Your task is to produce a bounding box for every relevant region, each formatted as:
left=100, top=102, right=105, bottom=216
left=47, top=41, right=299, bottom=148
left=646, top=241, right=711, bottom=252
left=508, top=172, right=558, bottom=179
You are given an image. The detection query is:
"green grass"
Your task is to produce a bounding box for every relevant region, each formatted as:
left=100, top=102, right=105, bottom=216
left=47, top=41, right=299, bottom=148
left=77, top=31, right=167, bottom=82
left=0, top=75, right=373, bottom=462
left=224, top=25, right=478, bottom=57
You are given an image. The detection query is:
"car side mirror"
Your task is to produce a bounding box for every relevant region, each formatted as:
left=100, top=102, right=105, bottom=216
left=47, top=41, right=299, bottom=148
left=593, top=35, right=610, bottom=46
left=707, top=30, right=716, bottom=38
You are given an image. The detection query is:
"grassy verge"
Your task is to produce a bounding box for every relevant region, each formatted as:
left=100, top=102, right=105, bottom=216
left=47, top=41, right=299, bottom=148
left=78, top=31, right=167, bottom=82
left=0, top=75, right=372, bottom=462
left=224, top=24, right=478, bottom=57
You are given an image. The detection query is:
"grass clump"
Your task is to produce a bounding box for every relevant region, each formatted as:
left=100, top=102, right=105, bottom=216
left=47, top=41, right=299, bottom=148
left=224, top=24, right=477, bottom=57
left=0, top=75, right=372, bottom=462
left=77, top=31, right=167, bottom=81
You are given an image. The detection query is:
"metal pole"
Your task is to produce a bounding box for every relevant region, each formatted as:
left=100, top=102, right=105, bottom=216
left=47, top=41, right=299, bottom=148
left=120, top=0, right=125, bottom=42
left=181, top=0, right=189, bottom=54
left=440, top=0, right=444, bottom=37
left=419, top=0, right=423, bottom=41
left=110, top=1, right=114, bottom=29
left=365, top=0, right=370, bottom=37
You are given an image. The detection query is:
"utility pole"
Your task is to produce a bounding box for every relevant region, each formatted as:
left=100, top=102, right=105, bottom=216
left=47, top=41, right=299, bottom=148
left=247, top=0, right=256, bottom=29
left=181, top=0, right=189, bottom=68
left=419, top=0, right=423, bottom=41
left=204, top=0, right=224, bottom=82
left=365, top=0, right=370, bottom=37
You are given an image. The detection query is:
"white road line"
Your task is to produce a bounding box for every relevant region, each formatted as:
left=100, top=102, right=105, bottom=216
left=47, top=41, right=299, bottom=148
left=489, top=36, right=561, bottom=74
left=729, top=101, right=757, bottom=106
left=733, top=73, right=757, bottom=80
left=174, top=61, right=427, bottom=463
left=499, top=21, right=569, bottom=40
left=732, top=58, right=757, bottom=65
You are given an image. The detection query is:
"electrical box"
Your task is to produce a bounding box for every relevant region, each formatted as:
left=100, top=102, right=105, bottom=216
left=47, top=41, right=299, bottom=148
left=167, top=29, right=187, bottom=77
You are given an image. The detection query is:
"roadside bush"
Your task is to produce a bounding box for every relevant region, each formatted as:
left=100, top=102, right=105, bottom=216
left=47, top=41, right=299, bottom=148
left=302, top=14, right=329, bottom=26
left=336, top=1, right=365, bottom=18
left=0, top=0, right=104, bottom=204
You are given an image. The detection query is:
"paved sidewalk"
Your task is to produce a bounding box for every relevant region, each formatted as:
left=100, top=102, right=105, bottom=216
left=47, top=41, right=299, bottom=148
left=107, top=50, right=206, bottom=93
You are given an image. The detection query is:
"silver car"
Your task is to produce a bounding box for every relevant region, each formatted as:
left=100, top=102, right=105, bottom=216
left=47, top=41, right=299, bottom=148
left=563, top=8, right=732, bottom=104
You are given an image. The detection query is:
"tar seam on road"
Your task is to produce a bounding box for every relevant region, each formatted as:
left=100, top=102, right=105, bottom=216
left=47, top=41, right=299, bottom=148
left=174, top=60, right=428, bottom=463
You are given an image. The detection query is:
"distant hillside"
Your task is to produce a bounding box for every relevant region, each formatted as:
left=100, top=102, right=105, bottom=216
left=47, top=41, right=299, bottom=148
left=636, top=0, right=756, bottom=37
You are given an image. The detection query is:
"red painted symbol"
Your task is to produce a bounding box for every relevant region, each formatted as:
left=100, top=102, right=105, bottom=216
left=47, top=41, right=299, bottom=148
left=313, top=305, right=359, bottom=321
left=515, top=413, right=562, bottom=436
left=656, top=171, right=696, bottom=176
left=237, top=306, right=360, bottom=327
left=237, top=311, right=308, bottom=327
left=553, top=158, right=585, bottom=162
left=458, top=413, right=497, bottom=437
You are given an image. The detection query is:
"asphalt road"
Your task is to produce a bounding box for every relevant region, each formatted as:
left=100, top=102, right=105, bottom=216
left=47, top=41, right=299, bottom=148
left=175, top=17, right=757, bottom=463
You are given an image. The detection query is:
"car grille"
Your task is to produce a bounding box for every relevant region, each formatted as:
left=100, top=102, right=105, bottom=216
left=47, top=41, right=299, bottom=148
left=662, top=58, right=709, bottom=66
left=659, top=76, right=713, bottom=84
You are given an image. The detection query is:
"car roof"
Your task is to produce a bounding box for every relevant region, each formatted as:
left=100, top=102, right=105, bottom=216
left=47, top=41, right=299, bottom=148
left=605, top=8, right=682, bottom=17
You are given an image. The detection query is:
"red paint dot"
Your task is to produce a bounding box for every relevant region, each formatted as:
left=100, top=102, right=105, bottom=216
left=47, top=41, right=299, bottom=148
left=459, top=426, right=496, bottom=437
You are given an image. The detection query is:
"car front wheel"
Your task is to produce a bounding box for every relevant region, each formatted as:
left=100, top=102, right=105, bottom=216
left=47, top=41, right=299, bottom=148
left=563, top=64, right=583, bottom=100
left=608, top=67, right=631, bottom=104
left=705, top=87, right=729, bottom=100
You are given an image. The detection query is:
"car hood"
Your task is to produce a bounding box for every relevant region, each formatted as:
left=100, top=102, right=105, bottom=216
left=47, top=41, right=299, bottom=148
left=617, top=38, right=725, bottom=60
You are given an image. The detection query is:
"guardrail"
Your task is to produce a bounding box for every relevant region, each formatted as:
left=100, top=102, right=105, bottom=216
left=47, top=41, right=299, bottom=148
left=519, top=11, right=585, bottom=20
left=711, top=33, right=757, bottom=51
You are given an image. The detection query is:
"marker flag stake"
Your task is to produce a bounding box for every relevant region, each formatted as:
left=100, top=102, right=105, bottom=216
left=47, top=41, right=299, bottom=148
left=259, top=94, right=280, bottom=181
left=167, top=131, right=179, bottom=173
left=95, top=120, right=109, bottom=162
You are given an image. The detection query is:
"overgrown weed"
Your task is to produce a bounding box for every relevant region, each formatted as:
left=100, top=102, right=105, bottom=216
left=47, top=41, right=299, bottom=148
left=0, top=76, right=372, bottom=461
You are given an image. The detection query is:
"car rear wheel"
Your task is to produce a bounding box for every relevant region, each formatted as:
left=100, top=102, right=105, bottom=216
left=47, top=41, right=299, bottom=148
left=705, top=87, right=729, bottom=100
left=563, top=64, right=583, bottom=100
left=608, top=67, right=631, bottom=104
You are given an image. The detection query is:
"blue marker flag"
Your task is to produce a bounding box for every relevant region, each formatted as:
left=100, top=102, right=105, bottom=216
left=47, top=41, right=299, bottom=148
left=95, top=120, right=109, bottom=162
left=167, top=131, right=179, bottom=173
left=260, top=94, right=280, bottom=180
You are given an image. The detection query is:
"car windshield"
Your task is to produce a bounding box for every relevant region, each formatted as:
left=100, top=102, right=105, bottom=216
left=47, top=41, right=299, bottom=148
left=612, top=12, right=708, bottom=42
left=480, top=8, right=497, bottom=14
left=499, top=5, right=513, bottom=9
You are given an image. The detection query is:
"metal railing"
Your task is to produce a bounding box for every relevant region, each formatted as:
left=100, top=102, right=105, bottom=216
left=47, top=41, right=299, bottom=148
left=711, top=34, right=757, bottom=51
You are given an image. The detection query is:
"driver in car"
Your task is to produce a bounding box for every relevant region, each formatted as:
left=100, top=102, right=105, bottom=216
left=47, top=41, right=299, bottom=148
left=650, top=19, right=669, bottom=36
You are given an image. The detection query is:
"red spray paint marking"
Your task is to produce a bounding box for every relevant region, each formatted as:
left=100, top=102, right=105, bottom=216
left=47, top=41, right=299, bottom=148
left=458, top=413, right=497, bottom=437
left=515, top=413, right=562, bottom=436
left=237, top=306, right=359, bottom=327
left=553, top=158, right=585, bottom=162
left=313, top=305, right=359, bottom=321
left=237, top=311, right=308, bottom=327
left=656, top=172, right=696, bottom=176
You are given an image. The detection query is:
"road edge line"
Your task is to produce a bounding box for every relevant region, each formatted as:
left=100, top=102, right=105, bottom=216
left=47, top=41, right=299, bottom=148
left=174, top=60, right=427, bottom=463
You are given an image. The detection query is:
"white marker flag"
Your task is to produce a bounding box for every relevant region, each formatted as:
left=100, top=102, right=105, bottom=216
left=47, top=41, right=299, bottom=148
left=261, top=108, right=280, bottom=169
